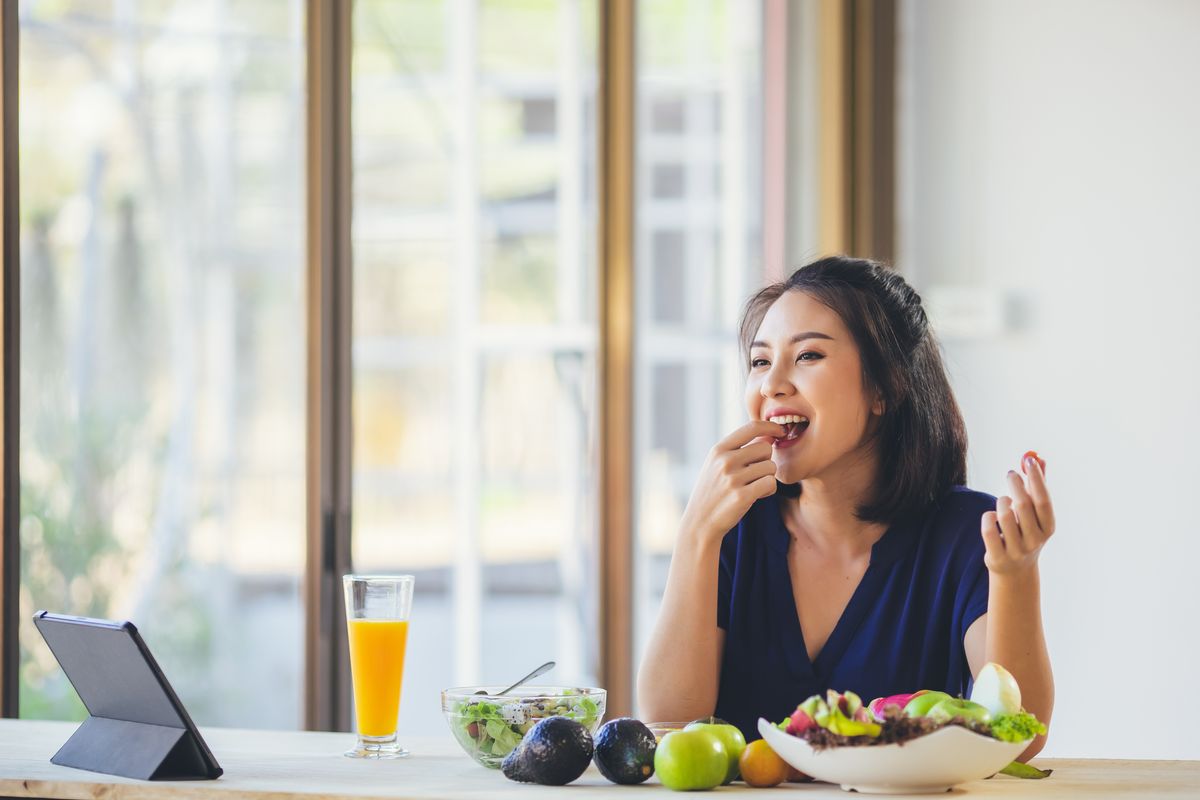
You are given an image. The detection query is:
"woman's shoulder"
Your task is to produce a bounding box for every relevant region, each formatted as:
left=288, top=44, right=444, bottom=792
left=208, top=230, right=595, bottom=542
left=908, top=486, right=996, bottom=558
left=934, top=485, right=998, bottom=521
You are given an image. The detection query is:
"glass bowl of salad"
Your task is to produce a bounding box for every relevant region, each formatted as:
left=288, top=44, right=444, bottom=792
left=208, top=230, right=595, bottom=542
left=441, top=685, right=606, bottom=768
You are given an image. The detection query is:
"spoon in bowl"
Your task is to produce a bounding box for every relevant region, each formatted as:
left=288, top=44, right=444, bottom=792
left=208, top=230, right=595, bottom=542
left=475, top=660, right=556, bottom=696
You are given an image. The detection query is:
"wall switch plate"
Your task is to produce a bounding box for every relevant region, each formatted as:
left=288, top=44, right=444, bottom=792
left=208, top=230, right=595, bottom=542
left=925, top=285, right=1010, bottom=339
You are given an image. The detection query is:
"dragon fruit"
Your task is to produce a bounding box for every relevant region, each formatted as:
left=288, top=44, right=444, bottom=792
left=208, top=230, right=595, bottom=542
left=787, top=690, right=881, bottom=738
left=787, top=695, right=823, bottom=734
left=867, top=691, right=924, bottom=722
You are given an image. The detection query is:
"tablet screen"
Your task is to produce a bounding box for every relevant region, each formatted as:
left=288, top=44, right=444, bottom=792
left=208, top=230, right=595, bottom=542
left=34, top=613, right=186, bottom=728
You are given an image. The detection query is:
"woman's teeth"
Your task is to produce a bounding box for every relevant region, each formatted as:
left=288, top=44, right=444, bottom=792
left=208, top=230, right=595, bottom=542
left=767, top=414, right=809, bottom=441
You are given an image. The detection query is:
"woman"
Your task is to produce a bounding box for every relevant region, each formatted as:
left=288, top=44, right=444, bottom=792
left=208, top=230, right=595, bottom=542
left=637, top=256, right=1054, bottom=761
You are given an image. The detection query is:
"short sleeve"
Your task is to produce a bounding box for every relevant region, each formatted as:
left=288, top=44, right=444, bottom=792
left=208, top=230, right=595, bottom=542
left=945, top=489, right=993, bottom=647
left=958, top=555, right=989, bottom=644
left=716, top=530, right=737, bottom=629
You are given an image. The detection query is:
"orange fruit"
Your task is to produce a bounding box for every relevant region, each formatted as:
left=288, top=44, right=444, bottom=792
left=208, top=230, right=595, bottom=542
left=738, top=739, right=790, bottom=788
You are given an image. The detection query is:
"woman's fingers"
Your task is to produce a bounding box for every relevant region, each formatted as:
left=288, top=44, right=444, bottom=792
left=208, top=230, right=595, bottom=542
left=735, top=440, right=775, bottom=467
left=1005, top=470, right=1045, bottom=542
left=716, top=419, right=785, bottom=452
left=983, top=456, right=1057, bottom=574
left=740, top=458, right=778, bottom=483
left=980, top=510, right=1006, bottom=564
left=1022, top=456, right=1056, bottom=535
left=747, top=474, right=778, bottom=499
left=995, top=495, right=1026, bottom=557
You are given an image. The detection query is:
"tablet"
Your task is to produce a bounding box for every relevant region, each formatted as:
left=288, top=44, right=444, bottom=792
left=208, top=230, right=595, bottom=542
left=33, top=611, right=223, bottom=780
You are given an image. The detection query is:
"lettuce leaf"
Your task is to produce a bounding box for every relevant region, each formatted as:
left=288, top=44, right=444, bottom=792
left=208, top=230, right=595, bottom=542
left=990, top=712, right=1047, bottom=743
left=572, top=696, right=600, bottom=727
left=999, top=761, right=1053, bottom=779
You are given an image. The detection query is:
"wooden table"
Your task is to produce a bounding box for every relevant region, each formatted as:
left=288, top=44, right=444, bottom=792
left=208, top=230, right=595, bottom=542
left=0, top=720, right=1195, bottom=799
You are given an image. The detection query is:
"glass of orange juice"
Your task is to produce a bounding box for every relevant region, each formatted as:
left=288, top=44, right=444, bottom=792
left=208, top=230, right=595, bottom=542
left=343, top=574, right=414, bottom=759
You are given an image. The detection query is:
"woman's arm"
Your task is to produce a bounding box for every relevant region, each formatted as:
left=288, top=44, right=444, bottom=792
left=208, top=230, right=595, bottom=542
left=636, top=420, right=782, bottom=722
left=966, top=455, right=1056, bottom=762
left=637, top=531, right=727, bottom=722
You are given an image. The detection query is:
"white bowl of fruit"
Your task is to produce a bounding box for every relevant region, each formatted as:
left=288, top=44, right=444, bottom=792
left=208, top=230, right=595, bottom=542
left=758, top=663, right=1047, bottom=794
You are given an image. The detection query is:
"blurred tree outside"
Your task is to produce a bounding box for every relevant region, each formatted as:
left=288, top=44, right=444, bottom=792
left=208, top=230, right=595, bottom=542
left=18, top=0, right=306, bottom=726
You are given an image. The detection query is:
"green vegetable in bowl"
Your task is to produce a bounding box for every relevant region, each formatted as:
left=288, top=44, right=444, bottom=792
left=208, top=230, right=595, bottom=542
left=989, top=712, right=1047, bottom=743
left=453, top=702, right=524, bottom=757
left=452, top=690, right=602, bottom=764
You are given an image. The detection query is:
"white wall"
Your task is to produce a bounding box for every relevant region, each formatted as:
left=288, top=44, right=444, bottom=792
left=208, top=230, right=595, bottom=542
left=898, top=0, right=1200, bottom=759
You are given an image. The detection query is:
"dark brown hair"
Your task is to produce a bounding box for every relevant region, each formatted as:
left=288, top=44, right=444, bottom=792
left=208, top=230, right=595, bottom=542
left=739, top=256, right=967, bottom=523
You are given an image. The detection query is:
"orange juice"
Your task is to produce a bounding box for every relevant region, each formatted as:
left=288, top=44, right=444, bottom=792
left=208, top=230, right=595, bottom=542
left=347, top=619, right=409, bottom=737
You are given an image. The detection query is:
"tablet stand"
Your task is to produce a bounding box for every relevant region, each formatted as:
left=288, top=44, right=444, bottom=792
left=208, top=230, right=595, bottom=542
left=52, top=716, right=214, bottom=781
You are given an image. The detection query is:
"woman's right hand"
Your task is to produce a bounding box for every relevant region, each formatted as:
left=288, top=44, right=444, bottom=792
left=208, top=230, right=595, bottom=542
left=678, top=420, right=784, bottom=545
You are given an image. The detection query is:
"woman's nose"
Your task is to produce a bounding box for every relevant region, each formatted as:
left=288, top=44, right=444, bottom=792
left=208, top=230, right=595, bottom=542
left=761, top=362, right=794, bottom=397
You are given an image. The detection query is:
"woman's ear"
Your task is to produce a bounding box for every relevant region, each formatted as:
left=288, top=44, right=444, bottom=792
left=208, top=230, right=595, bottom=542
left=872, top=395, right=885, bottom=416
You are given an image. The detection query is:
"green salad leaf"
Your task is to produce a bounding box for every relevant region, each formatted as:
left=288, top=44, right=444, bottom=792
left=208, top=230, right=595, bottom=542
left=990, top=712, right=1047, bottom=743
left=484, top=719, right=523, bottom=756
left=460, top=701, right=500, bottom=722
left=999, top=761, right=1053, bottom=779
left=572, top=696, right=600, bottom=727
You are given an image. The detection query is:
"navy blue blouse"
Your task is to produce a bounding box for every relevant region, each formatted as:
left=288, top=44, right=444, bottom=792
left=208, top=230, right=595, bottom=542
left=713, top=486, right=994, bottom=740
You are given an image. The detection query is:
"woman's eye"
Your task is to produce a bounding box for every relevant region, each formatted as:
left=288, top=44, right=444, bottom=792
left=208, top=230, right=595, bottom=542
left=750, top=357, right=769, bottom=368
left=797, top=351, right=824, bottom=362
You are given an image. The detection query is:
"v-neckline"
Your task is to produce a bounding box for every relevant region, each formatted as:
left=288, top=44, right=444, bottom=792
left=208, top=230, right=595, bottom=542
left=768, top=493, right=907, bottom=681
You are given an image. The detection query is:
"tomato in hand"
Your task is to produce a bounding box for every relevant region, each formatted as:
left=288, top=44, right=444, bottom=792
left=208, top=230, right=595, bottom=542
left=1021, top=450, right=1046, bottom=475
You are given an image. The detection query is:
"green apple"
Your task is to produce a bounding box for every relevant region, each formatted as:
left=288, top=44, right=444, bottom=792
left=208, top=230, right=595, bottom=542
left=654, top=729, right=728, bottom=791
left=687, top=716, right=732, bottom=725
left=902, top=690, right=952, bottom=717
left=684, top=721, right=745, bottom=784
left=927, top=697, right=992, bottom=724
left=970, top=662, right=1022, bottom=716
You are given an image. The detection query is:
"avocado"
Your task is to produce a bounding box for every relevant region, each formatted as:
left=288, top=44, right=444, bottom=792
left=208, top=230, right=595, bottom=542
left=501, top=716, right=593, bottom=786
left=593, top=718, right=657, bottom=785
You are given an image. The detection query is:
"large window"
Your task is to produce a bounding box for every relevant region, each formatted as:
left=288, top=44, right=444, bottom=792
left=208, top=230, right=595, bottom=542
left=18, top=1, right=307, bottom=727
left=8, top=0, right=795, bottom=730
left=350, top=0, right=599, bottom=736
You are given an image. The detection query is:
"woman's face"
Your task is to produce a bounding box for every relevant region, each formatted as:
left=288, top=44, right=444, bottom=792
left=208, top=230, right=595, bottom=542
left=744, top=290, right=881, bottom=485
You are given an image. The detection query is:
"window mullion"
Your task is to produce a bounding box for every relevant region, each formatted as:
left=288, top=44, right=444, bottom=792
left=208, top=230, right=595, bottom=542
left=0, top=0, right=20, bottom=721
left=305, top=0, right=354, bottom=733
left=598, top=0, right=636, bottom=719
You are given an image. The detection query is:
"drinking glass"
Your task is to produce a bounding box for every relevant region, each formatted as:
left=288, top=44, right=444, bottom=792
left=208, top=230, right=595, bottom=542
left=343, top=574, right=414, bottom=758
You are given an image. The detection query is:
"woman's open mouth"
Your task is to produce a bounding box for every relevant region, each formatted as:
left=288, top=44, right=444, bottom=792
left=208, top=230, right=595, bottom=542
left=767, top=414, right=809, bottom=449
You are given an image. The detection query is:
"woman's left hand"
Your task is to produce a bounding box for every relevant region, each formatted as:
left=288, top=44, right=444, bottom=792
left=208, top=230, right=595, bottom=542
left=981, top=454, right=1056, bottom=576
